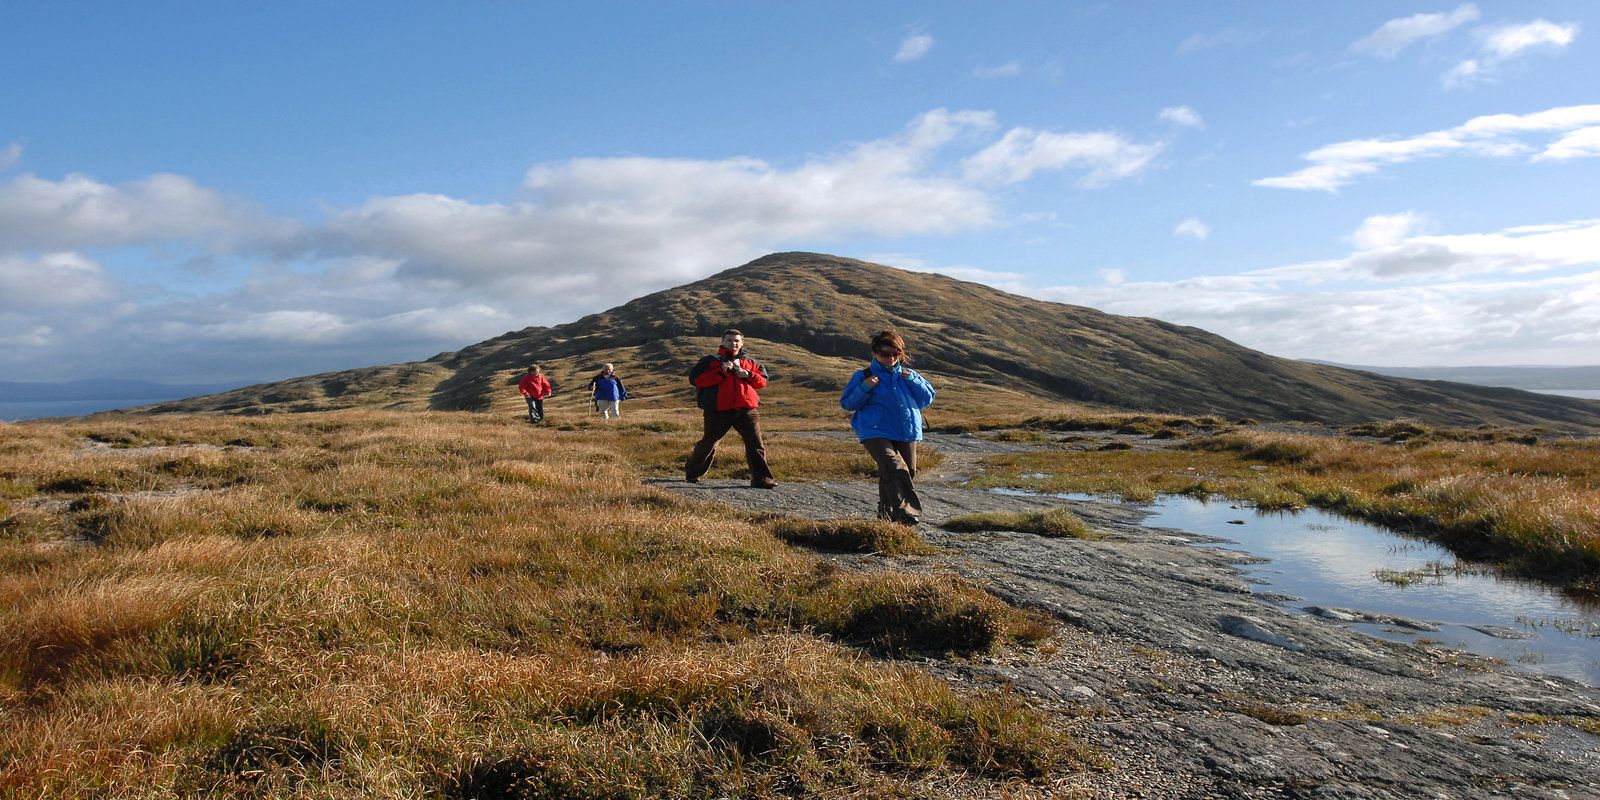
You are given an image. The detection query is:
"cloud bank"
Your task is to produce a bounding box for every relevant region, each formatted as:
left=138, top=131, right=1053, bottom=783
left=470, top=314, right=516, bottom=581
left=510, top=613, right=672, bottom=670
left=0, top=109, right=1168, bottom=382
left=1027, top=217, right=1600, bottom=366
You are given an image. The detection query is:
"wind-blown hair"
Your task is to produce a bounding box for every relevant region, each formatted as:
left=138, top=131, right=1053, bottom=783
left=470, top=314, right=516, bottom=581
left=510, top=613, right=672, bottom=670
left=870, top=329, right=910, bottom=363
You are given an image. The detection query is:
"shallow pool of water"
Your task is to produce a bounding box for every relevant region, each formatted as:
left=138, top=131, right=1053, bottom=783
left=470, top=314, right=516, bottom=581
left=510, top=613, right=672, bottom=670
left=1011, top=490, right=1600, bottom=685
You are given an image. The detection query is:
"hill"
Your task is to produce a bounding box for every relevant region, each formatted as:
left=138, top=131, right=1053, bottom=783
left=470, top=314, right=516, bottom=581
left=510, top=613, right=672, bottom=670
left=145, top=253, right=1600, bottom=429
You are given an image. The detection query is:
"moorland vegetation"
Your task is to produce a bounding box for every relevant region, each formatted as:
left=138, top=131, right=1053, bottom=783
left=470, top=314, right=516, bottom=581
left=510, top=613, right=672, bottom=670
left=1, top=410, right=1089, bottom=798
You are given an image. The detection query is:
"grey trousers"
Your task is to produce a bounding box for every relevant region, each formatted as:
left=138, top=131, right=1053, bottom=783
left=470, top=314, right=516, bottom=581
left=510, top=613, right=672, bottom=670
left=861, top=437, right=921, bottom=521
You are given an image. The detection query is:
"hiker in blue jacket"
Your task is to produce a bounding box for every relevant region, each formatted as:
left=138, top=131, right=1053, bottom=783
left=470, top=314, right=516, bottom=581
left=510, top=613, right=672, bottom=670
left=839, top=329, right=936, bottom=525
left=588, top=363, right=628, bottom=420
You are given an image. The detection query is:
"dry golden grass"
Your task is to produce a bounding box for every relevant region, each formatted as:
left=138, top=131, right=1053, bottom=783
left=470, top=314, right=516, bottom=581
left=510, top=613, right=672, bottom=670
left=969, top=428, right=1600, bottom=592
left=0, top=410, right=1084, bottom=798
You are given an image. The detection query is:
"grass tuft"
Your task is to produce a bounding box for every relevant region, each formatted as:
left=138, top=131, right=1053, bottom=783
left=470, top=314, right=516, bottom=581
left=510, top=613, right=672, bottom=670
left=942, top=507, right=1100, bottom=539
left=807, top=573, right=1029, bottom=658
left=769, top=517, right=935, bottom=555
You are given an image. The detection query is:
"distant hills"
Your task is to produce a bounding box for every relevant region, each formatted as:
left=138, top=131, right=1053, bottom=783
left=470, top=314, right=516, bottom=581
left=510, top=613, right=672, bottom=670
left=144, top=253, right=1600, bottom=430
left=1303, top=362, right=1600, bottom=392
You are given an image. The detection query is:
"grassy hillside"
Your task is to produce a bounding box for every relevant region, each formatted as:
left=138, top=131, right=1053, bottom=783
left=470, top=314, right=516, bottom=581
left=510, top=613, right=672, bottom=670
left=145, top=253, right=1600, bottom=430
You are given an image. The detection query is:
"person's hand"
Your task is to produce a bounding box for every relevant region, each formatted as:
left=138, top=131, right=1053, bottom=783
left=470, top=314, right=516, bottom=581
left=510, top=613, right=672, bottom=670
left=722, top=360, right=736, bottom=372
left=735, top=367, right=751, bottom=379
left=864, top=374, right=880, bottom=388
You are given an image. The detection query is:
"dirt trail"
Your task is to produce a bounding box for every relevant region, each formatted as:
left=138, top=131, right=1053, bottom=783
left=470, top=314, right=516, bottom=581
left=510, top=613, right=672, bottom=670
left=661, top=432, right=1600, bottom=799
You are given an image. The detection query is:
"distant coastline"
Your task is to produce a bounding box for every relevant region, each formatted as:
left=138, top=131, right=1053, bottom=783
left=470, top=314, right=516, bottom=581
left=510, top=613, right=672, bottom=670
left=0, top=379, right=253, bottom=422
left=1303, top=361, right=1600, bottom=392
left=0, top=398, right=175, bottom=422
left=1530, top=388, right=1600, bottom=401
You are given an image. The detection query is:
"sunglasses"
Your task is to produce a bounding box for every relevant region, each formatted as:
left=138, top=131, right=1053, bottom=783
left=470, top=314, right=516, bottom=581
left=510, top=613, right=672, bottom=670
left=873, top=347, right=901, bottom=357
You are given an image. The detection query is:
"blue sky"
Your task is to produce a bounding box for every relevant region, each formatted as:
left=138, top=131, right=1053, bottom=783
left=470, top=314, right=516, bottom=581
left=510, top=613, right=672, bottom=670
left=3, top=2, right=1597, bottom=384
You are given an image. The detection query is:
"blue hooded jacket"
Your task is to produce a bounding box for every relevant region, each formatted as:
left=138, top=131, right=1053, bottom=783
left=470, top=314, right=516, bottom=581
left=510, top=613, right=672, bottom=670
left=590, top=374, right=627, bottom=401
left=839, top=360, right=936, bottom=442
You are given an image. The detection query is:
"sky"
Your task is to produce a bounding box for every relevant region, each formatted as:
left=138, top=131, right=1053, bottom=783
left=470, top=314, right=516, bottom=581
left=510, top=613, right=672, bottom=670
left=3, top=1, right=1598, bottom=384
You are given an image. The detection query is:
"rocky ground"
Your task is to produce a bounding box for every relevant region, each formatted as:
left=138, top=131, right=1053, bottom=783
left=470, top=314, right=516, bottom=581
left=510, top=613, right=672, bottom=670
left=659, top=432, right=1600, bottom=799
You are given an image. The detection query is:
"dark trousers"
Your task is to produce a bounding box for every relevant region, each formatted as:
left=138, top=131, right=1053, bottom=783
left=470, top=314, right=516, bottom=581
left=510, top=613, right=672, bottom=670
left=685, top=408, right=774, bottom=486
left=525, top=397, right=544, bottom=422
left=862, top=438, right=921, bottom=521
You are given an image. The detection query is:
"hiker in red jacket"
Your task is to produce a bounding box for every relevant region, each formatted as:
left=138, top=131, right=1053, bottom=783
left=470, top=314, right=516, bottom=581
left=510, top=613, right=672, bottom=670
left=684, top=329, right=776, bottom=488
left=518, top=364, right=553, bottom=423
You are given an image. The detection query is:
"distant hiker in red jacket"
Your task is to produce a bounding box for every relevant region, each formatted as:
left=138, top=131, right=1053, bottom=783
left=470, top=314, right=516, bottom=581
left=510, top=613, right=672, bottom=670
left=518, top=364, right=553, bottom=423
left=685, top=329, right=776, bottom=488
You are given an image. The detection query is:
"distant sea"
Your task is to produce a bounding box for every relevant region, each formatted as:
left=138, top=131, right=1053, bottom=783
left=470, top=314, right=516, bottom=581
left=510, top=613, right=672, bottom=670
left=0, top=398, right=171, bottom=422
left=1531, top=388, right=1600, bottom=400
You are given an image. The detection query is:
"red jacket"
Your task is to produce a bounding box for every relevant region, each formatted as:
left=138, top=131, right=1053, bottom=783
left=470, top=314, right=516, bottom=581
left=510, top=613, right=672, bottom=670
left=689, top=348, right=768, bottom=411
left=518, top=373, right=552, bottom=399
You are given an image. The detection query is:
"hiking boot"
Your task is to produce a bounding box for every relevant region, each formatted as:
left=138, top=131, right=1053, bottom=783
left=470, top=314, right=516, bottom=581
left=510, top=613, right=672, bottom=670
left=752, top=479, right=777, bottom=489
left=891, top=511, right=920, bottom=526
left=685, top=476, right=700, bottom=484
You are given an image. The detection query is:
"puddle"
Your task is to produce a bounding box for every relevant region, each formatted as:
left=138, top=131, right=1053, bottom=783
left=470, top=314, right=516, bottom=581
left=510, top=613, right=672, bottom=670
left=1005, top=489, right=1600, bottom=685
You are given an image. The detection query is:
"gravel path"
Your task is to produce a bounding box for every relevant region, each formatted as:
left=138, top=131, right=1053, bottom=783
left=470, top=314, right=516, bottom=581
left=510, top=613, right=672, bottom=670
left=659, top=432, right=1600, bottom=799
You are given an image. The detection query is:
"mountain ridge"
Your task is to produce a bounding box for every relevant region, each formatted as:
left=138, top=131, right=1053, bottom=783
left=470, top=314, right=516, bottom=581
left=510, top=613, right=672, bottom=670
left=143, top=253, right=1600, bottom=429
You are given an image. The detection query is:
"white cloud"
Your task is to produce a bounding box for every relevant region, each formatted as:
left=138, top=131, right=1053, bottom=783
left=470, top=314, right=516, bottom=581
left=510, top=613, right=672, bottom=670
left=0, top=252, right=118, bottom=309
left=182, top=310, right=350, bottom=344
left=0, top=142, right=21, bottom=171
left=1158, top=106, right=1204, bottom=129
left=1176, top=28, right=1265, bottom=55
left=317, top=108, right=1155, bottom=299
left=1537, top=127, right=1600, bottom=161
left=973, top=60, right=1023, bottom=79
left=1173, top=218, right=1210, bottom=241
left=1480, top=19, right=1579, bottom=59
left=1350, top=4, right=1480, bottom=58
left=894, top=34, right=933, bottom=62
left=1099, top=268, right=1126, bottom=286
left=0, top=324, right=52, bottom=348
left=1347, top=212, right=1429, bottom=250
left=1440, top=59, right=1482, bottom=90
left=1255, top=103, right=1600, bottom=191
left=962, top=129, right=1162, bottom=187
left=0, top=172, right=298, bottom=250
left=319, top=109, right=1004, bottom=294
left=1444, top=19, right=1579, bottom=89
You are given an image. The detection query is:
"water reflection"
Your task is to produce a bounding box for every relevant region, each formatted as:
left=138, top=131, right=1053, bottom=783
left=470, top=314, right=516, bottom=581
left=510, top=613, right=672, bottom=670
left=1011, top=489, right=1600, bottom=686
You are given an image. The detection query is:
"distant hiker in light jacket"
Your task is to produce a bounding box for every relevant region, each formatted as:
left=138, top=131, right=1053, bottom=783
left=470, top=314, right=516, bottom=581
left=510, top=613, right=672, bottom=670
left=839, top=329, right=935, bottom=525
left=518, top=364, right=553, bottom=423
left=588, top=363, right=628, bottom=419
left=685, top=329, right=776, bottom=488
